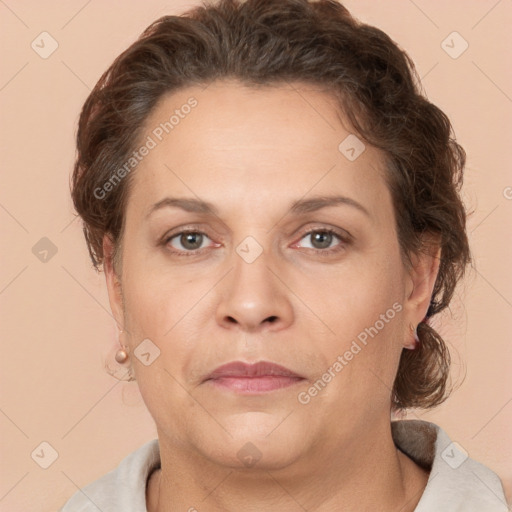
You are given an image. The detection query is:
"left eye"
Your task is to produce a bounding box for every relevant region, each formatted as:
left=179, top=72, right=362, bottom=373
left=297, top=230, right=343, bottom=250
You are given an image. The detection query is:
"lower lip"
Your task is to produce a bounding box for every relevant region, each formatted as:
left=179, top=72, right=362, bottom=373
left=206, top=376, right=304, bottom=393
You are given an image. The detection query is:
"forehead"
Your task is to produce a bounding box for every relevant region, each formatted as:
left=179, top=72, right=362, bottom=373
left=127, top=80, right=390, bottom=220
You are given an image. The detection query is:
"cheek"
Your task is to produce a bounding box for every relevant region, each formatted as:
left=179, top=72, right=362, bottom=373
left=325, top=251, right=404, bottom=329
left=120, top=248, right=192, bottom=336
left=315, top=250, right=406, bottom=392
left=119, top=258, right=210, bottom=382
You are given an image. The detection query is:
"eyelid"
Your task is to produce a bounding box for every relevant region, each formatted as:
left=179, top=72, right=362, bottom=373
left=161, top=223, right=216, bottom=242
left=295, top=223, right=353, bottom=242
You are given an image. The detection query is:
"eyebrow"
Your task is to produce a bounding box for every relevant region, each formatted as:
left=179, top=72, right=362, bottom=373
left=145, top=194, right=370, bottom=219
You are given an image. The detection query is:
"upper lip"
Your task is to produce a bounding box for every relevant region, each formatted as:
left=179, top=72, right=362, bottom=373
left=205, top=361, right=303, bottom=381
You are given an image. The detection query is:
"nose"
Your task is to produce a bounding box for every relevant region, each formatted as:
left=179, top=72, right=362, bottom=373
left=215, top=246, right=294, bottom=333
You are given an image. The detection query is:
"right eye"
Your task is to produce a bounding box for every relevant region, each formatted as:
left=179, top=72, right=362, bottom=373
left=164, top=230, right=214, bottom=255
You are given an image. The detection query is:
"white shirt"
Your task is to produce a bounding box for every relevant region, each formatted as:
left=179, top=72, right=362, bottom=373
left=59, top=419, right=509, bottom=511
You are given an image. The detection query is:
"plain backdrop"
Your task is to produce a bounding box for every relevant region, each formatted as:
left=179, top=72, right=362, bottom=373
left=0, top=1, right=511, bottom=510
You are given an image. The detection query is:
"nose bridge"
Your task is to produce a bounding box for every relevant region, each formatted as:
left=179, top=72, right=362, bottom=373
left=215, top=235, right=294, bottom=332
left=233, top=239, right=274, bottom=295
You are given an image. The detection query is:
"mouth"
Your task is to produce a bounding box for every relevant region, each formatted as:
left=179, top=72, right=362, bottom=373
left=203, top=361, right=305, bottom=394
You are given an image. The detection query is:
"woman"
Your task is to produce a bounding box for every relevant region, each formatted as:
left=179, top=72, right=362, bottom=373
left=60, top=0, right=508, bottom=510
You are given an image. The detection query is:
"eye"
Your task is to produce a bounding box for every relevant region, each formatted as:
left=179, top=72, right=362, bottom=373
left=294, top=228, right=348, bottom=254
left=166, top=231, right=213, bottom=254
left=162, top=227, right=349, bottom=257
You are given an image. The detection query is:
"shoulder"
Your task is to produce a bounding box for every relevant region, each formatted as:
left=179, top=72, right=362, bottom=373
left=58, top=439, right=160, bottom=512
left=391, top=419, right=509, bottom=511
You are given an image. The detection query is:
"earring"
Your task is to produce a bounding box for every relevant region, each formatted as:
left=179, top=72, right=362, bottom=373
left=404, top=323, right=420, bottom=350
left=115, top=346, right=129, bottom=363
left=115, top=329, right=130, bottom=364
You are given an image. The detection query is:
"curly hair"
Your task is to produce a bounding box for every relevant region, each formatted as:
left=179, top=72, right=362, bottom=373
left=70, top=0, right=471, bottom=411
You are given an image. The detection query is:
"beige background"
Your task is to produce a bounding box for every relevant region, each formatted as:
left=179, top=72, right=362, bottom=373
left=0, top=1, right=511, bottom=510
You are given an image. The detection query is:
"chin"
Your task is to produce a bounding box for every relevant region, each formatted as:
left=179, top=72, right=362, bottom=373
left=196, top=419, right=306, bottom=469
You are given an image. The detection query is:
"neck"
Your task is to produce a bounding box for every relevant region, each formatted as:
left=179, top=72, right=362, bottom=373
left=147, top=421, right=429, bottom=512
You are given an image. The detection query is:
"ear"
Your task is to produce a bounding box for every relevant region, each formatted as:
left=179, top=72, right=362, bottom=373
left=403, top=233, right=442, bottom=325
left=103, top=234, right=125, bottom=331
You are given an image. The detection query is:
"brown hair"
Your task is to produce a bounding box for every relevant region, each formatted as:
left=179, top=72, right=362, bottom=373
left=71, top=0, right=471, bottom=411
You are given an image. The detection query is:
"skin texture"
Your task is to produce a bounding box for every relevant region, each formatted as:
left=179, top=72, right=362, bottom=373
left=103, top=80, right=438, bottom=511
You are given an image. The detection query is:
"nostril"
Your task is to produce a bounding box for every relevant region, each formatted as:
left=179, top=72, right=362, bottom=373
left=266, top=316, right=278, bottom=323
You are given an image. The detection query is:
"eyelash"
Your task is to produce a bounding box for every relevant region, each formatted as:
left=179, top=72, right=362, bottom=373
left=162, top=226, right=350, bottom=258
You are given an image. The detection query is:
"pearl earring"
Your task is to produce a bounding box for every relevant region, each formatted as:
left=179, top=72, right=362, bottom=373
left=115, top=329, right=130, bottom=364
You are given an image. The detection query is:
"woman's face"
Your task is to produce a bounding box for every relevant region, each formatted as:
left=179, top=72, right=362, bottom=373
left=104, top=80, right=435, bottom=471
